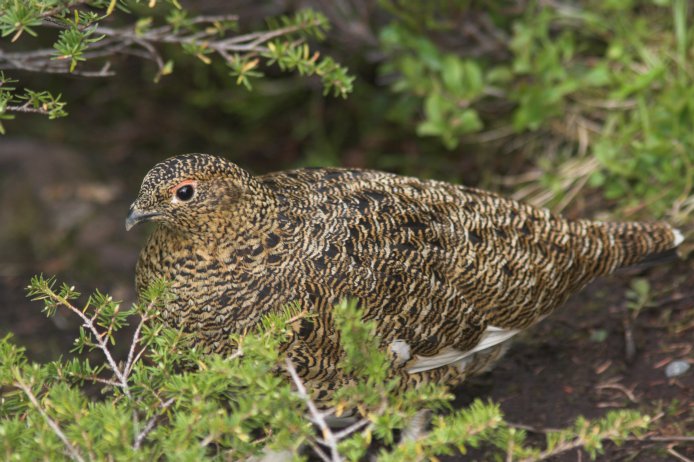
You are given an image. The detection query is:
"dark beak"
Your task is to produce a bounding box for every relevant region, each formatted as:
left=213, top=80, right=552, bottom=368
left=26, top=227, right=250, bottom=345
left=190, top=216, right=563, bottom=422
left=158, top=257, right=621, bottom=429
left=125, top=206, right=160, bottom=231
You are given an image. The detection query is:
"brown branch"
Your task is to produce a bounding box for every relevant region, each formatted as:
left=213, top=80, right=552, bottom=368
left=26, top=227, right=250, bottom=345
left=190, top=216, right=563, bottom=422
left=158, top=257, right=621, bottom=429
left=595, top=380, right=638, bottom=403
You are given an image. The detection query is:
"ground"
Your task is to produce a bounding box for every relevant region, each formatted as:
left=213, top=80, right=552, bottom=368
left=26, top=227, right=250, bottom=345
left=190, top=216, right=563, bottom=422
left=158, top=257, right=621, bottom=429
left=454, top=259, right=694, bottom=461
left=0, top=140, right=691, bottom=461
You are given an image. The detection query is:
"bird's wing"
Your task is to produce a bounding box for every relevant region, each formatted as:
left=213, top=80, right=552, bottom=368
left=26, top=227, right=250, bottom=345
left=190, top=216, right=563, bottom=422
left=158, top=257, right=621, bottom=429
left=406, top=326, right=520, bottom=373
left=263, top=168, right=561, bottom=354
left=260, top=167, right=678, bottom=365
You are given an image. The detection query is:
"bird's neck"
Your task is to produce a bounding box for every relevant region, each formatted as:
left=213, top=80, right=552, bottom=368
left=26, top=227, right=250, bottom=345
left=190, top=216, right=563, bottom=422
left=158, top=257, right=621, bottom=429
left=188, top=183, right=281, bottom=255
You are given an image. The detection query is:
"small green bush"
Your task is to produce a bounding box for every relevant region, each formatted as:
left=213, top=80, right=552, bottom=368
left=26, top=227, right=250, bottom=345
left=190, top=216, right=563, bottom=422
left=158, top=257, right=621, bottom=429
left=0, top=276, right=651, bottom=461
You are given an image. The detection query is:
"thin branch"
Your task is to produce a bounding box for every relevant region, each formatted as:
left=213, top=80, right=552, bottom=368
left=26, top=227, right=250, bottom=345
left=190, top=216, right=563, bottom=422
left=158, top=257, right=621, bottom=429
left=306, top=439, right=332, bottom=462
left=650, top=291, right=694, bottom=308
left=66, top=373, right=121, bottom=388
left=629, top=435, right=694, bottom=443
left=124, top=313, right=150, bottom=377
left=189, top=14, right=239, bottom=24
left=284, top=358, right=341, bottom=462
left=333, top=418, right=371, bottom=440
left=0, top=61, right=115, bottom=76
left=594, top=380, right=638, bottom=403
left=508, top=422, right=564, bottom=433
left=39, top=0, right=91, bottom=20
left=668, top=447, right=694, bottom=462
left=133, top=398, right=175, bottom=450
left=221, top=342, right=244, bottom=362
left=218, top=21, right=310, bottom=47
left=130, top=37, right=164, bottom=72
left=125, top=345, right=149, bottom=376
left=13, top=374, right=86, bottom=462
left=47, top=292, right=131, bottom=398
left=1, top=15, right=325, bottom=77
left=3, top=105, right=51, bottom=115
left=517, top=437, right=596, bottom=462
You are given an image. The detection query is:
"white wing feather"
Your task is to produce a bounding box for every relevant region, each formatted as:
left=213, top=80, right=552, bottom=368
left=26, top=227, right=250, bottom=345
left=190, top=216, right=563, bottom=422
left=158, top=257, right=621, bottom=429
left=406, top=326, right=519, bottom=374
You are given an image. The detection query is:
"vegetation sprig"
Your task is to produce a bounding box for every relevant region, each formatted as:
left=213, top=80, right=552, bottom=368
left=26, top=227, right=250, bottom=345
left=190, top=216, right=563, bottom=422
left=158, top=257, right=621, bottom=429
left=0, top=0, right=354, bottom=132
left=0, top=277, right=653, bottom=461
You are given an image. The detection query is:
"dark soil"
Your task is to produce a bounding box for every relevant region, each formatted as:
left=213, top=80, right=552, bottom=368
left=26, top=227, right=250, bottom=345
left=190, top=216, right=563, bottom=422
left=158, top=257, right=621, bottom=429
left=453, top=259, right=694, bottom=461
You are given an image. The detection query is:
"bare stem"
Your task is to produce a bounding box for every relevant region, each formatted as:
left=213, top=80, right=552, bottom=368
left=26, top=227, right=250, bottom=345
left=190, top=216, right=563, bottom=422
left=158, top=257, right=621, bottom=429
left=13, top=373, right=86, bottom=462
left=3, top=105, right=51, bottom=115
left=124, top=310, right=152, bottom=377
left=284, top=358, right=342, bottom=462
left=67, top=374, right=121, bottom=388
left=47, top=292, right=131, bottom=398
left=333, top=418, right=371, bottom=441
left=667, top=447, right=694, bottom=462
left=133, top=398, right=175, bottom=450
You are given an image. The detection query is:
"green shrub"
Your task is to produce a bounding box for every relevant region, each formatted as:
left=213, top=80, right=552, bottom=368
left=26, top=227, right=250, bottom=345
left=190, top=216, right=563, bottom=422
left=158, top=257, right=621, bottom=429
left=0, top=276, right=651, bottom=461
left=377, top=0, right=693, bottom=217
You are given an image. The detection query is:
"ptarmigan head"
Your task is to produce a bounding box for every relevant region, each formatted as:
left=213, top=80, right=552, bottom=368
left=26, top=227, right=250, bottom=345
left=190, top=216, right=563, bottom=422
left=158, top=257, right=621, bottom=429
left=126, top=153, right=256, bottom=233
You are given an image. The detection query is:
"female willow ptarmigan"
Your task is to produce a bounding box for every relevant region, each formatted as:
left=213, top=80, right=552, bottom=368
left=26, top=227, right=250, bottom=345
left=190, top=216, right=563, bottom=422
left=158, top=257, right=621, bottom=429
left=127, top=153, right=682, bottom=404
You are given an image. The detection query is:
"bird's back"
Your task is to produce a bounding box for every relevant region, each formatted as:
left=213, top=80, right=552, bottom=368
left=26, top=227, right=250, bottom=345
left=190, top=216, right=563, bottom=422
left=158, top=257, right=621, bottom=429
left=260, top=167, right=676, bottom=328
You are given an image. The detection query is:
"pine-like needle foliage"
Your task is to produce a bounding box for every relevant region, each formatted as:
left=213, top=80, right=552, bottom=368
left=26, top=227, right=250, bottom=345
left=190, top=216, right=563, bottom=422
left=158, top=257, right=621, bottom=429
left=0, top=0, right=354, bottom=133
left=0, top=276, right=651, bottom=461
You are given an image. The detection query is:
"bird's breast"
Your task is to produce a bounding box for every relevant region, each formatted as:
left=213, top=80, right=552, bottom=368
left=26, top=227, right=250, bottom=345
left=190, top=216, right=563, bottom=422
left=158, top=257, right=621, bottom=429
left=137, top=226, right=302, bottom=345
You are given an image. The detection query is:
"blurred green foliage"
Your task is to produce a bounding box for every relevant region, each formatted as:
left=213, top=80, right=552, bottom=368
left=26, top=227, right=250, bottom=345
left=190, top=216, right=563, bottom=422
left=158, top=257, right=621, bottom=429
left=380, top=23, right=485, bottom=148
left=376, top=0, right=693, bottom=217
left=2, top=0, right=692, bottom=219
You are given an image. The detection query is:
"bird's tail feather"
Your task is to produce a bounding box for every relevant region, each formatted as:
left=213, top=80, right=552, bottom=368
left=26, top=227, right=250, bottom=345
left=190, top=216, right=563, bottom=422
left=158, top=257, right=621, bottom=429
left=616, top=247, right=681, bottom=274
left=597, top=221, right=682, bottom=269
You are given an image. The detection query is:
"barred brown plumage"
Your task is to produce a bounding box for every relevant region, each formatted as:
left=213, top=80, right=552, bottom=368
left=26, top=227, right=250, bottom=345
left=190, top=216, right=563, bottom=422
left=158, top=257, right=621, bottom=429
left=127, top=153, right=682, bottom=404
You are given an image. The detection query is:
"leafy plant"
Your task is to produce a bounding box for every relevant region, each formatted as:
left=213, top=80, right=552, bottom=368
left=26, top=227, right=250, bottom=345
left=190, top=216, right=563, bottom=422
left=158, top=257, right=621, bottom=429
left=0, top=277, right=652, bottom=460
left=379, top=23, right=485, bottom=149
left=0, top=72, right=68, bottom=134
left=377, top=0, right=693, bottom=217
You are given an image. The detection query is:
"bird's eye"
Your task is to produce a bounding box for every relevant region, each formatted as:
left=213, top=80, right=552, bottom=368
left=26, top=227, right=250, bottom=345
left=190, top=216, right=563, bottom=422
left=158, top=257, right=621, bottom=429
left=175, top=184, right=194, bottom=201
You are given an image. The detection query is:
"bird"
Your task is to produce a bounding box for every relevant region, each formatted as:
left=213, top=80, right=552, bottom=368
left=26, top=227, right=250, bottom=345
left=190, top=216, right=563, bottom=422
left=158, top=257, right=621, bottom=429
left=126, top=153, right=683, bottom=406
